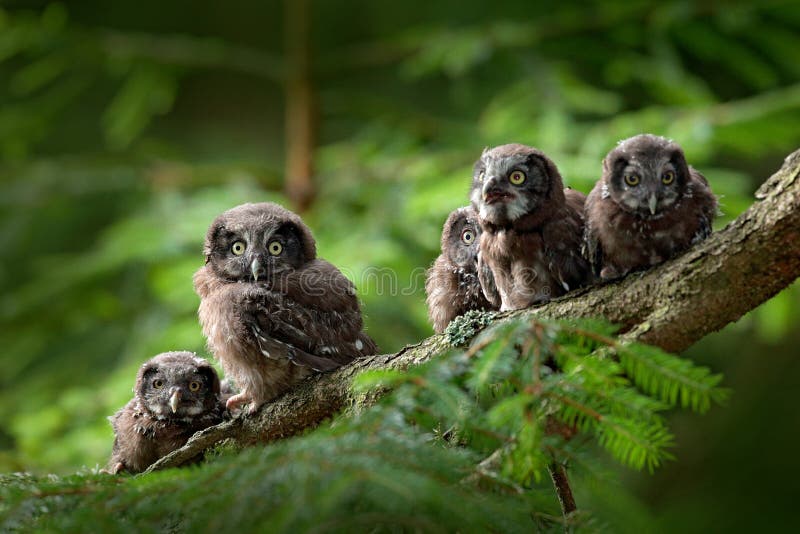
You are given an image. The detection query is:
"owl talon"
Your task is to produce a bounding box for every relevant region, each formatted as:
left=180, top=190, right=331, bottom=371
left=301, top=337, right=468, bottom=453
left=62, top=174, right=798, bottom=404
left=225, top=392, right=250, bottom=412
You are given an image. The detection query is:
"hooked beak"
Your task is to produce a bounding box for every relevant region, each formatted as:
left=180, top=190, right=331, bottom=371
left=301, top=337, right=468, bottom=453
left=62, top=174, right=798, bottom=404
left=648, top=193, right=658, bottom=215
left=482, top=176, right=510, bottom=204
left=482, top=176, right=499, bottom=198
left=250, top=258, right=263, bottom=282
left=169, top=389, right=182, bottom=413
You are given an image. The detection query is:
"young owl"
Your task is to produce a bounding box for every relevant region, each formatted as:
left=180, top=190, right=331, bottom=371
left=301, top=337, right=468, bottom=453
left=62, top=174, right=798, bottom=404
left=584, top=134, right=718, bottom=279
left=470, top=144, right=591, bottom=310
left=194, top=202, right=377, bottom=414
left=425, top=206, right=497, bottom=333
left=107, top=351, right=224, bottom=474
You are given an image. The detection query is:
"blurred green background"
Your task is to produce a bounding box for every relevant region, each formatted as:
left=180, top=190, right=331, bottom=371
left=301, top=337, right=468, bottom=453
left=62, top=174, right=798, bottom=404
left=0, top=0, right=799, bottom=529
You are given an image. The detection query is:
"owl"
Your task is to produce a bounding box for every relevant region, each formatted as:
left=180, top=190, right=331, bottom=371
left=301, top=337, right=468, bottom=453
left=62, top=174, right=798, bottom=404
left=584, top=134, right=718, bottom=279
left=107, top=351, right=224, bottom=474
left=470, top=144, right=591, bottom=310
left=425, top=206, right=498, bottom=333
left=193, top=202, right=378, bottom=414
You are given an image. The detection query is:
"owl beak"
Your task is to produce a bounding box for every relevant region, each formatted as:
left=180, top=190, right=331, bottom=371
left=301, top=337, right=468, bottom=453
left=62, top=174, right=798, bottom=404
left=169, top=389, right=182, bottom=413
left=482, top=176, right=499, bottom=198
left=250, top=257, right=265, bottom=282
left=483, top=176, right=509, bottom=204
left=648, top=193, right=658, bottom=215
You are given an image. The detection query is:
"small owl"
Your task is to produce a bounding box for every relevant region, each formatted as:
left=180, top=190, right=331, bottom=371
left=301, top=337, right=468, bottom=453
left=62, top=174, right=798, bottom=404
left=584, top=134, right=718, bottom=279
left=425, top=206, right=497, bottom=333
left=470, top=144, right=591, bottom=310
left=194, top=202, right=377, bottom=414
left=107, top=351, right=223, bottom=474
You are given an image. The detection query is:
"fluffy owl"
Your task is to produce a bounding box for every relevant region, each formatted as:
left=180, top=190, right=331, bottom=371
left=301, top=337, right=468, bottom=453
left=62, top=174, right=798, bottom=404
left=194, top=202, right=377, bottom=414
left=584, top=134, right=718, bottom=279
left=107, top=351, right=224, bottom=474
left=425, top=206, right=497, bottom=333
left=470, top=144, right=591, bottom=310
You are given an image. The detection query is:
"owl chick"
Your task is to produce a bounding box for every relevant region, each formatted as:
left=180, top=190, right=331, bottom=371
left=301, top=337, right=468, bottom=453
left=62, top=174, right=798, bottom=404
left=584, top=134, right=718, bottom=279
left=470, top=144, right=591, bottom=310
left=194, top=202, right=377, bottom=414
left=425, top=206, right=497, bottom=333
left=107, top=351, right=223, bottom=474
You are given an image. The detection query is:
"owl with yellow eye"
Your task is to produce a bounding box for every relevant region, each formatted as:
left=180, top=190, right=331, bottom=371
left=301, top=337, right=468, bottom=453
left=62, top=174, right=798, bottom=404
left=584, top=134, right=718, bottom=279
left=193, top=202, right=377, bottom=414
left=425, top=206, right=498, bottom=333
left=107, top=351, right=224, bottom=474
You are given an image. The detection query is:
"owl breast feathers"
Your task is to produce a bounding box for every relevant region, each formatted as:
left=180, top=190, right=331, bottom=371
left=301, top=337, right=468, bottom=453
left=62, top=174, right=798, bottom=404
left=426, top=206, right=497, bottom=333
left=584, top=134, right=718, bottom=279
left=107, top=351, right=224, bottom=474
left=470, top=144, right=591, bottom=310
left=194, top=202, right=377, bottom=414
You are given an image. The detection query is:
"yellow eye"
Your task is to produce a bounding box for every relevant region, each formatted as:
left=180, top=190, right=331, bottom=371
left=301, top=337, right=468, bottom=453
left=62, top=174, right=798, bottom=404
left=509, top=170, right=526, bottom=185
left=624, top=174, right=640, bottom=186
left=231, top=241, right=246, bottom=255
left=152, top=379, right=164, bottom=389
left=478, top=170, right=485, bottom=180
left=662, top=171, right=676, bottom=185
left=461, top=229, right=475, bottom=245
left=188, top=381, right=201, bottom=392
left=268, top=241, right=283, bottom=256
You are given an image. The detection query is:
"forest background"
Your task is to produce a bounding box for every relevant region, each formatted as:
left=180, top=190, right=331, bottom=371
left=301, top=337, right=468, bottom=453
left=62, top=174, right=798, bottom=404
left=1, top=1, right=799, bottom=530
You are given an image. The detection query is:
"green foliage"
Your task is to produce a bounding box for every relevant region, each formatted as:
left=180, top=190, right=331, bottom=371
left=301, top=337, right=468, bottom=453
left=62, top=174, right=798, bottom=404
left=359, top=317, right=726, bottom=478
left=0, top=7, right=798, bottom=531
left=1, top=317, right=727, bottom=531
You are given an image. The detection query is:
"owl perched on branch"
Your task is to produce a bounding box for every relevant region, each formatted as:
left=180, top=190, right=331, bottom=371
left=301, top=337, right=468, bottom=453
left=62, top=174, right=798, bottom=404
left=425, top=206, right=497, bottom=333
left=194, top=202, right=377, bottom=414
left=584, top=134, right=718, bottom=279
left=107, top=351, right=223, bottom=474
left=470, top=144, right=591, bottom=310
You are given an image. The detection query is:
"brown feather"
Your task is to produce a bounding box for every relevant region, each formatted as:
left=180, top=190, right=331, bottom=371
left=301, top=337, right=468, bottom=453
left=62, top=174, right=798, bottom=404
left=470, top=144, right=591, bottom=310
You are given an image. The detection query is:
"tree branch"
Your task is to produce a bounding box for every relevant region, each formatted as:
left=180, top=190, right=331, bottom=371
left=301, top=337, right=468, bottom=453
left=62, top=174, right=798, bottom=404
left=145, top=148, right=800, bottom=474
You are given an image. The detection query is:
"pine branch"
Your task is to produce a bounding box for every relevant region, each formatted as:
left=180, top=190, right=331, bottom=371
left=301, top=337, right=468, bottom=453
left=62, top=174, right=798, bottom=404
left=146, top=148, right=800, bottom=473
left=548, top=462, right=577, bottom=518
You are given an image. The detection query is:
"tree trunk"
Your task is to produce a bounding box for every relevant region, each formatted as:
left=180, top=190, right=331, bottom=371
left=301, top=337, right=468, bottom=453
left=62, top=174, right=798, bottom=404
left=284, top=0, right=316, bottom=212
left=146, top=148, right=800, bottom=473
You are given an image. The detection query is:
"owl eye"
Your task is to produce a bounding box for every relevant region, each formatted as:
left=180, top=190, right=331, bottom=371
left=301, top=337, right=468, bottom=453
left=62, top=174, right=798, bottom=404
left=478, top=170, right=485, bottom=180
left=188, top=381, right=201, bottom=392
left=152, top=379, right=164, bottom=389
left=231, top=241, right=246, bottom=255
left=509, top=170, right=526, bottom=185
left=662, top=171, right=676, bottom=185
left=461, top=229, right=475, bottom=245
left=268, top=241, right=283, bottom=256
left=624, top=174, right=640, bottom=186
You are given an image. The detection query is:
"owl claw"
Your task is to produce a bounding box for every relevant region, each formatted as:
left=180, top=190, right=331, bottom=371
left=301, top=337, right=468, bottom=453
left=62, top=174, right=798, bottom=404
left=225, top=392, right=250, bottom=412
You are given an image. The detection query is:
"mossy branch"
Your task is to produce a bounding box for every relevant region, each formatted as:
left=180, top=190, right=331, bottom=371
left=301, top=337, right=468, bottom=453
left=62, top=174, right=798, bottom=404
left=146, top=148, right=800, bottom=473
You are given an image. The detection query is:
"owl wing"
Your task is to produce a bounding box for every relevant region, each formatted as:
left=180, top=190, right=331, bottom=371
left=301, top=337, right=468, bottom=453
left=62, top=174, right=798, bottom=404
left=477, top=251, right=502, bottom=307
left=582, top=187, right=604, bottom=277
left=544, top=204, right=593, bottom=292
left=425, top=255, right=458, bottom=333
left=247, top=260, right=377, bottom=372
left=689, top=168, right=718, bottom=245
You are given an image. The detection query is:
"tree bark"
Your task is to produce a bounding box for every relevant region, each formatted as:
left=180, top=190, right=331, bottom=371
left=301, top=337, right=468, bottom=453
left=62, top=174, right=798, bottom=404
left=145, top=148, right=800, bottom=474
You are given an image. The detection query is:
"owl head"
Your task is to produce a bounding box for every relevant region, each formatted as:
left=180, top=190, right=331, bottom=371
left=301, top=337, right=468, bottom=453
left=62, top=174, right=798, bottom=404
left=470, top=144, right=565, bottom=226
left=134, top=352, right=221, bottom=420
left=202, top=202, right=316, bottom=283
left=602, top=134, right=692, bottom=217
left=440, top=206, right=481, bottom=269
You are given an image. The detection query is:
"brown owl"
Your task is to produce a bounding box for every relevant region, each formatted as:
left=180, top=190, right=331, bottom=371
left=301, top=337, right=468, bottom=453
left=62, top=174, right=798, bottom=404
left=194, top=202, right=378, bottom=414
left=425, top=206, right=498, bottom=333
left=107, top=351, right=223, bottom=474
left=470, top=144, right=591, bottom=310
left=584, top=134, right=718, bottom=279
